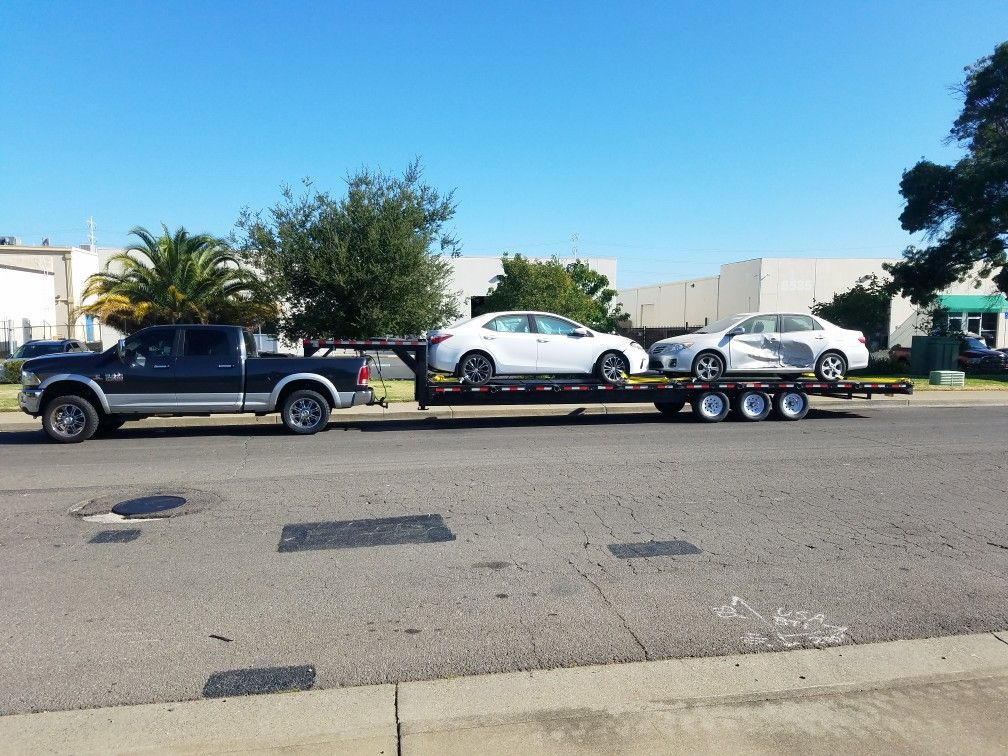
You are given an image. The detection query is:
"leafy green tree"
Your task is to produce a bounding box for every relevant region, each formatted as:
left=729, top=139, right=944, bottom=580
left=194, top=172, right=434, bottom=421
left=237, top=161, right=460, bottom=339
left=885, top=42, right=1008, bottom=304
left=811, top=274, right=892, bottom=349
left=483, top=254, right=625, bottom=331
left=80, top=225, right=275, bottom=331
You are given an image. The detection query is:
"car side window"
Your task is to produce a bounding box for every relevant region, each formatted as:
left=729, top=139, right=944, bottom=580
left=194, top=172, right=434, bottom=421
left=533, top=315, right=578, bottom=335
left=486, top=315, right=531, bottom=333
left=739, top=315, right=779, bottom=335
left=123, top=329, right=175, bottom=368
left=184, top=329, right=232, bottom=357
left=780, top=315, right=818, bottom=333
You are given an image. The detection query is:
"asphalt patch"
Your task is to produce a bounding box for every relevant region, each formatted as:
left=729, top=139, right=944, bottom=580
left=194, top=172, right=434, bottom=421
left=278, top=513, right=456, bottom=553
left=202, top=665, right=316, bottom=698
left=88, top=529, right=141, bottom=544
left=607, top=539, right=702, bottom=559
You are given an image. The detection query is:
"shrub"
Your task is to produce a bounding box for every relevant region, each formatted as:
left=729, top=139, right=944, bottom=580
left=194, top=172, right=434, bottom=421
left=1, top=359, right=25, bottom=384
left=865, top=355, right=907, bottom=375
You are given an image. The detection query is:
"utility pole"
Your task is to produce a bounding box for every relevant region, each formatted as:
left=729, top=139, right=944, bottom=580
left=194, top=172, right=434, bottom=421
left=570, top=232, right=578, bottom=259
left=87, top=216, right=97, bottom=251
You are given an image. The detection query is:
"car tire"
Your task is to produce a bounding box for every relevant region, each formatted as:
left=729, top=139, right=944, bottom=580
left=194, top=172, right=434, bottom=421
left=457, top=351, right=495, bottom=385
left=654, top=400, right=686, bottom=416
left=814, top=351, right=847, bottom=381
left=596, top=351, right=630, bottom=384
left=42, top=394, right=99, bottom=443
left=95, top=416, right=127, bottom=435
left=692, top=351, right=725, bottom=381
left=772, top=390, right=809, bottom=421
left=732, top=390, right=772, bottom=422
left=281, top=389, right=331, bottom=435
left=691, top=390, right=730, bottom=423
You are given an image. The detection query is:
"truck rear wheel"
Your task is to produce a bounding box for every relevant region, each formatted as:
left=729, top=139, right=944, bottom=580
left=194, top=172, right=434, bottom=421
left=691, top=390, right=730, bottom=423
left=773, top=390, right=809, bottom=421
left=42, top=395, right=99, bottom=443
left=281, top=389, right=331, bottom=435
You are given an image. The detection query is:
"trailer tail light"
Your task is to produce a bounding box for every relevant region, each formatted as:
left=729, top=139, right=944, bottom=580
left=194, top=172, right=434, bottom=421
left=429, top=333, right=453, bottom=345
left=357, top=363, right=369, bottom=386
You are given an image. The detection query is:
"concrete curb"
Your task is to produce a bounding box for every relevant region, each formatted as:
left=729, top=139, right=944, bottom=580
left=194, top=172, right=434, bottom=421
left=2, top=632, right=1006, bottom=754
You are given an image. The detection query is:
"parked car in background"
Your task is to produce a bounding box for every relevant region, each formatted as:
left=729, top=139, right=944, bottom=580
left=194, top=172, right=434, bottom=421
left=889, top=334, right=1008, bottom=373
left=7, top=339, right=92, bottom=360
left=648, top=312, right=869, bottom=381
left=426, top=311, right=649, bottom=385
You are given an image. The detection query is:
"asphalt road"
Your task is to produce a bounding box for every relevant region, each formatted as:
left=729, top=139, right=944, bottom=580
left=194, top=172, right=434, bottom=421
left=1, top=405, right=1006, bottom=714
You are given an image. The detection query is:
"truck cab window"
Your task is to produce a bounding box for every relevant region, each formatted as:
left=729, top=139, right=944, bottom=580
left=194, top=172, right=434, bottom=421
left=184, top=329, right=232, bottom=357
left=123, top=330, right=174, bottom=367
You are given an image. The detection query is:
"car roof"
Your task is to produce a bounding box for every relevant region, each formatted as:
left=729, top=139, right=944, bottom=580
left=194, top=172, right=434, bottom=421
left=24, top=339, right=70, bottom=345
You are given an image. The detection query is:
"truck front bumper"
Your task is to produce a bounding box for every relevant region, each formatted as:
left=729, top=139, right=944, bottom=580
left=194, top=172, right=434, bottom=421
left=18, top=388, right=42, bottom=415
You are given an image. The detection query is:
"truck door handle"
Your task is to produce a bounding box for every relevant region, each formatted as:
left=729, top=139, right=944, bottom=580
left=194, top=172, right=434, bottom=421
left=152, top=364, right=169, bottom=369
left=217, top=364, right=234, bottom=368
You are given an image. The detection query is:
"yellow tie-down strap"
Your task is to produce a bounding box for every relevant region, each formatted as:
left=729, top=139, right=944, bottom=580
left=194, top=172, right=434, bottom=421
left=622, top=373, right=678, bottom=385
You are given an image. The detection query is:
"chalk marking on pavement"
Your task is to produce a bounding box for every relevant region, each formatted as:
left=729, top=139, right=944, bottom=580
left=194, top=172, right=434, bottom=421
left=712, top=595, right=848, bottom=650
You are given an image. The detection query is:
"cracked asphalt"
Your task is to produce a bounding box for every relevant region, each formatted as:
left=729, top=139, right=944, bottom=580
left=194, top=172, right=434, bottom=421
left=0, top=405, right=1006, bottom=714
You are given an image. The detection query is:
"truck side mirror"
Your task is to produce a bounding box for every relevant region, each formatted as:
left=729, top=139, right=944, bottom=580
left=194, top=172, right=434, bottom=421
left=117, top=338, right=126, bottom=361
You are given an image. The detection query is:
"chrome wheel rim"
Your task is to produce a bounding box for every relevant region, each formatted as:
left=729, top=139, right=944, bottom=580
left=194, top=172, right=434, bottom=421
left=52, top=403, right=86, bottom=437
left=601, top=354, right=626, bottom=382
left=700, top=394, right=725, bottom=417
left=462, top=355, right=492, bottom=383
left=820, top=355, right=844, bottom=380
left=695, top=355, right=722, bottom=380
left=289, top=398, right=322, bottom=428
left=781, top=392, right=805, bottom=417
left=742, top=393, right=766, bottom=416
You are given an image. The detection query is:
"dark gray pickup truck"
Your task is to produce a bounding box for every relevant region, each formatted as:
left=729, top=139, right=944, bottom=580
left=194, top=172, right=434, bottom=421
left=17, top=324, right=371, bottom=442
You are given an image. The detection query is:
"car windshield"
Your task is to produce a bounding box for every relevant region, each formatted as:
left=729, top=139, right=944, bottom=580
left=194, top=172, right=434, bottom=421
left=695, top=316, right=746, bottom=334
left=14, top=343, right=61, bottom=358
left=963, top=337, right=989, bottom=350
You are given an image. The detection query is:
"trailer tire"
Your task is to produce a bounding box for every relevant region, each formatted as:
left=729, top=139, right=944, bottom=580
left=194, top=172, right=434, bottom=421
left=654, top=400, right=686, bottom=416
left=281, top=389, right=331, bottom=435
left=773, top=390, right=809, bottom=421
left=457, top=351, right=495, bottom=385
left=42, top=394, right=100, bottom=443
left=691, top=390, right=730, bottom=423
left=733, top=390, right=772, bottom=421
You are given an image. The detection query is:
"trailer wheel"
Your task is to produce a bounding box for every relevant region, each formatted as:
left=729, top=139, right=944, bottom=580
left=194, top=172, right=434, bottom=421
left=281, top=389, right=331, bottom=434
left=691, top=390, right=730, bottom=423
left=42, top=394, right=99, bottom=443
left=654, top=400, right=686, bottom=416
left=733, top=390, right=772, bottom=421
left=773, top=390, right=809, bottom=421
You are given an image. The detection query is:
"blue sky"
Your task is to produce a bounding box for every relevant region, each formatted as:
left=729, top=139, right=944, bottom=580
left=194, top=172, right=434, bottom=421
left=1, top=1, right=1005, bottom=288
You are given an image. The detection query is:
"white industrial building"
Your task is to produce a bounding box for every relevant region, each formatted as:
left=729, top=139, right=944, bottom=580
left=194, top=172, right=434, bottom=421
left=616, top=256, right=1007, bottom=349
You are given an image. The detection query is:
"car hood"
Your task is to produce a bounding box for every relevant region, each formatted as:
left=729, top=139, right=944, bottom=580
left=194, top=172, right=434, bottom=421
left=22, top=352, right=104, bottom=374
left=962, top=348, right=1006, bottom=359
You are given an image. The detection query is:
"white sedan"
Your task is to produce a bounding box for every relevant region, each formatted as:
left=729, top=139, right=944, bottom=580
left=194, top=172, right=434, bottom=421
left=648, top=312, right=869, bottom=381
left=427, top=311, right=649, bottom=385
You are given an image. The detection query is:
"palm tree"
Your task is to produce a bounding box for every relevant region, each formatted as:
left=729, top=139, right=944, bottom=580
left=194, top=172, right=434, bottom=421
left=80, top=225, right=276, bottom=331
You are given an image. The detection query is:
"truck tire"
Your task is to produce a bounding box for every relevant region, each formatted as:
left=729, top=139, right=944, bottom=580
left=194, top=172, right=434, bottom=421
left=654, top=400, right=686, bottom=416
left=733, top=390, right=772, bottom=422
left=691, top=390, right=730, bottom=423
left=42, top=394, right=100, bottom=443
left=772, top=390, right=809, bottom=421
left=281, top=389, right=331, bottom=435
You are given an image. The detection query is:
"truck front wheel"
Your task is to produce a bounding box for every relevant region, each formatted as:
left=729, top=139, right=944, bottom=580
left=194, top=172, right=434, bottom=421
left=42, top=395, right=100, bottom=443
left=281, top=389, right=331, bottom=435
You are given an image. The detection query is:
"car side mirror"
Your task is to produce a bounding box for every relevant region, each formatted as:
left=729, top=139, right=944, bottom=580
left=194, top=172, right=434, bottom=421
left=571, top=327, right=590, bottom=338
left=727, top=326, right=745, bottom=337
left=117, top=338, right=126, bottom=361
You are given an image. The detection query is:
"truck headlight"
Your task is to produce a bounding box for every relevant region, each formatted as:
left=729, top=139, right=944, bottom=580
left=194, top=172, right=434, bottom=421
left=21, top=370, right=40, bottom=387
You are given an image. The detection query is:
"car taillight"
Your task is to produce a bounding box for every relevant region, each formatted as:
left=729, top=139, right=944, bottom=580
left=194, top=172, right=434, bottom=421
left=357, top=364, right=369, bottom=386
left=429, top=334, right=453, bottom=345
left=858, top=335, right=866, bottom=344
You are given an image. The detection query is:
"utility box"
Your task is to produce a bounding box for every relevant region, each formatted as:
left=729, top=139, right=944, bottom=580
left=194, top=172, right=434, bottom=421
left=910, top=336, right=959, bottom=375
left=929, top=370, right=966, bottom=387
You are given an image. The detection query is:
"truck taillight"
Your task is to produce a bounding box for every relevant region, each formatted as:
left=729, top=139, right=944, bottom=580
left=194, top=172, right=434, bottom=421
left=429, top=334, right=453, bottom=345
left=357, top=364, right=369, bottom=386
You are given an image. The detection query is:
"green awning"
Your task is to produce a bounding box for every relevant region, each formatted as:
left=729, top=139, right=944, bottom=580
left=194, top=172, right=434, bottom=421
left=937, top=294, right=1008, bottom=313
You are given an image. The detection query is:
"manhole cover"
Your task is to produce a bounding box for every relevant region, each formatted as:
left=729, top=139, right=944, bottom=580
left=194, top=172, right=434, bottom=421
left=111, top=495, right=187, bottom=517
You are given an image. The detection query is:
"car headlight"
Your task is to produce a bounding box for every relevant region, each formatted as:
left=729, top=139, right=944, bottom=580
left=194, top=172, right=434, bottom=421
left=21, top=370, right=41, bottom=387
left=662, top=342, right=693, bottom=353
left=629, top=341, right=644, bottom=350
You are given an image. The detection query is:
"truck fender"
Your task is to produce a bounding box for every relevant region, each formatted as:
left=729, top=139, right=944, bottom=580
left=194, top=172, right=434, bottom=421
left=268, top=373, right=342, bottom=412
left=37, top=374, right=111, bottom=414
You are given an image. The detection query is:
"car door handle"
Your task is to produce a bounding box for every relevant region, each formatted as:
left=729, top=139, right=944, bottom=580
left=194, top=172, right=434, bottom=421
left=537, top=338, right=549, bottom=343
left=217, top=364, right=234, bottom=368
left=152, top=364, right=169, bottom=369
left=482, top=336, right=496, bottom=340
left=814, top=335, right=825, bottom=340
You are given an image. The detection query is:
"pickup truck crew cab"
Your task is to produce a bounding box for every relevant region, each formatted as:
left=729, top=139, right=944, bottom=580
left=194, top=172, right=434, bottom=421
left=18, top=324, right=371, bottom=442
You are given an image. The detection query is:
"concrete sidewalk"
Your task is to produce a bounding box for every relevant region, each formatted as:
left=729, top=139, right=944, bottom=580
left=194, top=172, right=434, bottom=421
left=2, top=632, right=1007, bottom=754
left=0, top=389, right=1004, bottom=431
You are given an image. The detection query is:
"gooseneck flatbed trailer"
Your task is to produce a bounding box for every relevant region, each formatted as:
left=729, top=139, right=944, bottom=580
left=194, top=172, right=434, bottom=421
left=303, top=338, right=913, bottom=423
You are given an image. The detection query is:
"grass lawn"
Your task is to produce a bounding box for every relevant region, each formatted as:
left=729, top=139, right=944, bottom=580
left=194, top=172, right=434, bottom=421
left=850, top=374, right=1008, bottom=391
left=367, top=378, right=418, bottom=403
left=0, top=383, right=20, bottom=411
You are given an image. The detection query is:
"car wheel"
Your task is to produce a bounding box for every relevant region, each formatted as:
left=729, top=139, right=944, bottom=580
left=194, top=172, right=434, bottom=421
left=281, top=389, right=331, bottom=435
left=95, top=416, right=127, bottom=435
left=733, top=390, right=772, bottom=422
left=772, top=390, right=809, bottom=421
left=654, top=400, right=686, bottom=416
left=815, top=351, right=847, bottom=381
left=691, top=390, right=730, bottom=423
left=42, top=395, right=99, bottom=443
left=692, top=352, right=725, bottom=381
left=458, top=352, right=494, bottom=385
left=596, top=351, right=629, bottom=384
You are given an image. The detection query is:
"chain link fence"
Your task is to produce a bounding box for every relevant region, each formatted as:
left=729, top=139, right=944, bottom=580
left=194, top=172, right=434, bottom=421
left=0, top=321, right=104, bottom=357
